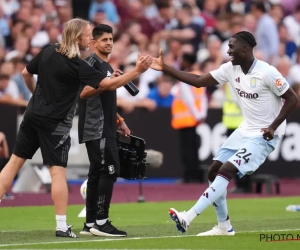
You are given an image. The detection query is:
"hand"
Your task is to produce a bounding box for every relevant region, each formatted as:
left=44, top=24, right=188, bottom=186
left=118, top=121, right=131, bottom=137
left=261, top=127, right=275, bottom=141
left=150, top=49, right=163, bottom=71
left=143, top=99, right=157, bottom=112
left=111, top=69, right=123, bottom=79
left=135, top=54, right=152, bottom=73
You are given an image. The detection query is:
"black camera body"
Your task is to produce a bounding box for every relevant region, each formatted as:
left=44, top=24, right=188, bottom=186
left=116, top=132, right=148, bottom=180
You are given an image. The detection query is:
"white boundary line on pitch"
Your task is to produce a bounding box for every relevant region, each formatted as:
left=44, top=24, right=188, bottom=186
left=2, top=248, right=225, bottom=250
left=0, top=228, right=299, bottom=248
left=0, top=248, right=223, bottom=250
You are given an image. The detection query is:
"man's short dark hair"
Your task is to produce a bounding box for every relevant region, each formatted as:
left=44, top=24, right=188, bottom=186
left=155, top=0, right=170, bottom=9
left=182, top=53, right=197, bottom=65
left=252, top=1, right=266, bottom=13
left=93, top=24, right=113, bottom=40
left=232, top=31, right=257, bottom=48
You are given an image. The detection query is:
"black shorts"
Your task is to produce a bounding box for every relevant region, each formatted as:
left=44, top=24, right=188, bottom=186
left=85, top=138, right=120, bottom=177
left=13, top=121, right=71, bottom=167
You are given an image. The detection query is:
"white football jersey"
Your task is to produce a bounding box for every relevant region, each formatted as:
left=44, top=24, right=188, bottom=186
left=210, top=59, right=289, bottom=137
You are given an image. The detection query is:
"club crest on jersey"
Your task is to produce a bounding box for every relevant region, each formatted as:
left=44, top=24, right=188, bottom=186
left=108, top=165, right=115, bottom=174
left=250, top=78, right=256, bottom=89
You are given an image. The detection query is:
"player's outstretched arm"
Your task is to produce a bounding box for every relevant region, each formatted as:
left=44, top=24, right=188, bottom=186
left=151, top=49, right=219, bottom=88
left=80, top=69, right=124, bottom=99
left=80, top=85, right=105, bottom=99
left=99, top=55, right=152, bottom=90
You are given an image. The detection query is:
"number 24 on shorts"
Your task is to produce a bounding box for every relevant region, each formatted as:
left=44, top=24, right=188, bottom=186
left=235, top=148, right=252, bottom=164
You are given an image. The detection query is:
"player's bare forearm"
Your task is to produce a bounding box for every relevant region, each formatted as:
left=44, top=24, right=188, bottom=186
left=0, top=132, right=9, bottom=158
left=269, top=88, right=299, bottom=131
left=99, top=55, right=152, bottom=90
left=80, top=85, right=104, bottom=99
left=99, top=69, right=139, bottom=90
left=162, top=64, right=219, bottom=88
left=22, top=73, right=36, bottom=94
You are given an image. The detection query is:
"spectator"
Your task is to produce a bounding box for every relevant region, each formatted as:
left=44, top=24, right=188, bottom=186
left=168, top=3, right=202, bottom=53
left=278, top=23, right=297, bottom=59
left=0, top=0, right=19, bottom=18
left=200, top=0, right=218, bottom=35
left=288, top=48, right=300, bottom=84
left=5, top=36, right=30, bottom=61
left=198, top=36, right=223, bottom=69
left=243, top=13, right=257, bottom=33
left=283, top=3, right=300, bottom=47
left=146, top=74, right=175, bottom=108
left=211, top=14, right=231, bottom=43
left=117, top=64, right=156, bottom=113
left=0, top=73, right=27, bottom=107
left=251, top=1, right=279, bottom=64
left=229, top=0, right=246, bottom=15
left=150, top=0, right=173, bottom=35
left=137, top=43, right=163, bottom=99
left=140, top=0, right=158, bottom=19
left=276, top=57, right=292, bottom=85
left=0, top=5, right=10, bottom=47
left=92, top=8, right=116, bottom=30
left=29, top=15, right=50, bottom=49
left=89, top=0, right=119, bottom=25
left=72, top=0, right=91, bottom=20
left=171, top=53, right=208, bottom=183
left=11, top=57, right=32, bottom=101
left=269, top=3, right=284, bottom=25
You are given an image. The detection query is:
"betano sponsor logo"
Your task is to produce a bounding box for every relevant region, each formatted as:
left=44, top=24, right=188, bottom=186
left=235, top=88, right=259, bottom=99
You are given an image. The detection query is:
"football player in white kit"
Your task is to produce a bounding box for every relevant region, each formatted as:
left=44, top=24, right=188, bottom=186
left=150, top=31, right=299, bottom=236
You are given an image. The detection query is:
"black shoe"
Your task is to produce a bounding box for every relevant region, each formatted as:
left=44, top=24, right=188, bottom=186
left=90, top=220, right=127, bottom=237
left=80, top=223, right=92, bottom=235
left=56, top=225, right=78, bottom=238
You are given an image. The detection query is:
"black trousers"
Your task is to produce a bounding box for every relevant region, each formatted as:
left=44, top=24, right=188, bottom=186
left=178, top=127, right=202, bottom=183
left=85, top=138, right=120, bottom=223
left=227, top=129, right=252, bottom=192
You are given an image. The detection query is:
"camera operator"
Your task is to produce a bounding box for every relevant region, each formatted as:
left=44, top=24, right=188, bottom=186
left=78, top=24, right=132, bottom=237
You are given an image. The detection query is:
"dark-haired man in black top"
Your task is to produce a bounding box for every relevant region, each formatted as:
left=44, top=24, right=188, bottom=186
left=78, top=24, right=130, bottom=237
left=0, top=18, right=152, bottom=238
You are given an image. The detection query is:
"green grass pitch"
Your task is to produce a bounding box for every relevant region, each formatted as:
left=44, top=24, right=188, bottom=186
left=0, top=197, right=300, bottom=249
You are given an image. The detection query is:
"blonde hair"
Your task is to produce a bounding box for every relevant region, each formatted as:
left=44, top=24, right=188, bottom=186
left=56, top=18, right=90, bottom=59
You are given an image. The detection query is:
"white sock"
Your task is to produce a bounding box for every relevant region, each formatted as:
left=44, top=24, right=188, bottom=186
left=56, top=215, right=67, bottom=231
left=96, top=218, right=108, bottom=225
left=218, top=218, right=233, bottom=230
left=209, top=181, right=229, bottom=222
left=86, top=222, right=94, bottom=227
left=185, top=208, right=198, bottom=224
